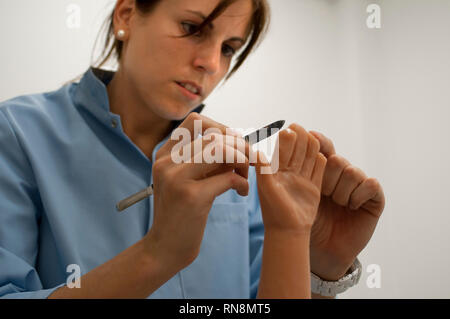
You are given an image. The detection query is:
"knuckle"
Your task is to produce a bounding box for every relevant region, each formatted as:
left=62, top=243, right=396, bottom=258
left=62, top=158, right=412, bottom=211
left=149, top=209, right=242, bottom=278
left=348, top=165, right=368, bottom=182
left=228, top=171, right=241, bottom=186
left=325, top=135, right=334, bottom=147
left=343, top=165, right=361, bottom=179
left=327, top=154, right=348, bottom=169
left=366, top=177, right=380, bottom=190
left=326, top=154, right=341, bottom=169
left=332, top=192, right=346, bottom=206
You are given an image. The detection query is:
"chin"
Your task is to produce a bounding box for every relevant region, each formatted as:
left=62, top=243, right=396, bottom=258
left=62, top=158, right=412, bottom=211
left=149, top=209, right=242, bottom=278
left=157, top=102, right=194, bottom=121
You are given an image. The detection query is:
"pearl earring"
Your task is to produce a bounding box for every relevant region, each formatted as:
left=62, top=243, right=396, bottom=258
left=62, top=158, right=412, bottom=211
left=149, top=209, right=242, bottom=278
left=117, top=29, right=125, bottom=39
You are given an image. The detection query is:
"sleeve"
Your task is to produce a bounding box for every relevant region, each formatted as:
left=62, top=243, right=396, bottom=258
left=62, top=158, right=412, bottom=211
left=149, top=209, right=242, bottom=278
left=0, top=109, right=64, bottom=299
left=248, top=168, right=264, bottom=299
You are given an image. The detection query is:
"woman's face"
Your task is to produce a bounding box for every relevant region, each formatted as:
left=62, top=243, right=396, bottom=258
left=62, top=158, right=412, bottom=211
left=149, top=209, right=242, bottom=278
left=118, top=0, right=253, bottom=120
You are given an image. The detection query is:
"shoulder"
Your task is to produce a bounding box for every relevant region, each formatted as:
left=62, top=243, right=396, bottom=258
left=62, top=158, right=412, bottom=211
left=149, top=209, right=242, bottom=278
left=0, top=83, right=78, bottom=135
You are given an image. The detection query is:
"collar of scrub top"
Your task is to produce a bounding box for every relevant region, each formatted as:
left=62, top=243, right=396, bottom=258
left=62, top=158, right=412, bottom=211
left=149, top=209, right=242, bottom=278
left=72, top=67, right=205, bottom=131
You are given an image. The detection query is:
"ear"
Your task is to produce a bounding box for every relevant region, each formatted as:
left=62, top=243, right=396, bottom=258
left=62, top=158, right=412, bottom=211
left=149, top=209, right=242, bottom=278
left=113, top=0, right=135, bottom=40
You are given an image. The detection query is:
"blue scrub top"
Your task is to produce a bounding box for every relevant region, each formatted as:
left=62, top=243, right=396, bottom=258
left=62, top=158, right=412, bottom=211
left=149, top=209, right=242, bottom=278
left=0, top=67, right=265, bottom=298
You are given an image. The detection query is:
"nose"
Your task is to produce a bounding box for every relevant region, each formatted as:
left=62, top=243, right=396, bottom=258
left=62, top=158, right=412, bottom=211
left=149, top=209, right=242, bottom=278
left=193, top=40, right=222, bottom=75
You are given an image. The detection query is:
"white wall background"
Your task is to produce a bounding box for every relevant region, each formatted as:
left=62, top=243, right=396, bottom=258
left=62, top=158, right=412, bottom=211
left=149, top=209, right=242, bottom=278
left=1, top=0, right=449, bottom=298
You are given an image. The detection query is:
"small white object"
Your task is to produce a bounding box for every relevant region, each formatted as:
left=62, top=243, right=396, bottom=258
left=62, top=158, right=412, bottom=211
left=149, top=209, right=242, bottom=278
left=117, top=29, right=125, bottom=39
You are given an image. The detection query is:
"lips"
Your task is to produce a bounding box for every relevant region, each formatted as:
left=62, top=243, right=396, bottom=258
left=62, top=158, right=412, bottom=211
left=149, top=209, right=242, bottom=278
left=176, top=81, right=203, bottom=97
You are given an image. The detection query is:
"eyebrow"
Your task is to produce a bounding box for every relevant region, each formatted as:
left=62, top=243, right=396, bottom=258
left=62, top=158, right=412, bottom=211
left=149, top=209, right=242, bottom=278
left=185, top=10, right=246, bottom=44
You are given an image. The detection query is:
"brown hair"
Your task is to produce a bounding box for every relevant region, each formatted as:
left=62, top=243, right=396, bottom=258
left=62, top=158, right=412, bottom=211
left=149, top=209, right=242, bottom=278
left=92, top=0, right=270, bottom=81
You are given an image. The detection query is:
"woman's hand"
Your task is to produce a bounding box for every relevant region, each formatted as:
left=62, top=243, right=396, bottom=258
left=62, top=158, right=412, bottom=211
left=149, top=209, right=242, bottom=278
left=307, top=130, right=386, bottom=281
left=255, top=124, right=327, bottom=235
left=144, top=112, right=253, bottom=271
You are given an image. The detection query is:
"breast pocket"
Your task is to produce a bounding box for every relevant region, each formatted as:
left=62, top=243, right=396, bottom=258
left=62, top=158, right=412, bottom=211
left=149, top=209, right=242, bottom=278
left=180, top=201, right=250, bottom=298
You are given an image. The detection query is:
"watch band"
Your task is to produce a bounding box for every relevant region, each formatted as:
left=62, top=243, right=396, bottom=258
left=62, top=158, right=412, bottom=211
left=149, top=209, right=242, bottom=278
left=310, top=258, right=362, bottom=297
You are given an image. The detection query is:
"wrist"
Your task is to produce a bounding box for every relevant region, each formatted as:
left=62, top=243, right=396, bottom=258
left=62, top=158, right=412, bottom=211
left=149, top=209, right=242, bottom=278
left=264, top=229, right=312, bottom=253
left=140, top=234, right=184, bottom=276
left=310, top=251, right=356, bottom=281
left=311, top=263, right=353, bottom=282
left=265, top=227, right=312, bottom=240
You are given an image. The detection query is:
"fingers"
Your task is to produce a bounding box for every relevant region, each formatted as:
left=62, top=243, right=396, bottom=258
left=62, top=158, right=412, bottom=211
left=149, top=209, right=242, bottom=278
left=300, top=133, right=321, bottom=179
left=349, top=178, right=385, bottom=217
left=198, top=169, right=250, bottom=198
left=178, top=135, right=250, bottom=180
left=331, top=164, right=367, bottom=207
left=311, top=153, right=327, bottom=190
left=256, top=123, right=326, bottom=193
left=322, top=154, right=351, bottom=196
left=158, top=112, right=229, bottom=159
left=161, top=112, right=254, bottom=182
left=322, top=154, right=373, bottom=210
left=287, top=124, right=309, bottom=172
left=277, top=128, right=297, bottom=170
left=317, top=150, right=384, bottom=216
left=182, top=131, right=253, bottom=168
left=285, top=124, right=322, bottom=179
left=309, top=130, right=336, bottom=158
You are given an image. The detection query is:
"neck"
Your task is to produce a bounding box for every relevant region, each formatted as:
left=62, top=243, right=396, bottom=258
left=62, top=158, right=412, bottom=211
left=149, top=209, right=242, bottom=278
left=106, top=68, right=173, bottom=159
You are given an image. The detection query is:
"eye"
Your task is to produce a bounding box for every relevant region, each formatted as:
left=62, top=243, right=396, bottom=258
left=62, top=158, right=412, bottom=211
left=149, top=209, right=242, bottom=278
left=222, top=44, right=236, bottom=58
left=181, top=22, right=236, bottom=58
left=181, top=22, right=201, bottom=36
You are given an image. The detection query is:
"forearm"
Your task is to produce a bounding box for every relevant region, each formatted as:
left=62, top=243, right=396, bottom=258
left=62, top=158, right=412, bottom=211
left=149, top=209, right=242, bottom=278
left=48, top=238, right=179, bottom=299
left=257, top=230, right=311, bottom=299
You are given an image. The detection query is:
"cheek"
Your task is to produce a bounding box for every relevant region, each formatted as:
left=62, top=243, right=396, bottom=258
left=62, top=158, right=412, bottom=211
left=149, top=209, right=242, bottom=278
left=148, top=37, right=191, bottom=73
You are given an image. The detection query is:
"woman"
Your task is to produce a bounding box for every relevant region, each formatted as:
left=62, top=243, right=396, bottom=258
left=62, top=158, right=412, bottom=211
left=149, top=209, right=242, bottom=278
left=0, top=0, right=385, bottom=299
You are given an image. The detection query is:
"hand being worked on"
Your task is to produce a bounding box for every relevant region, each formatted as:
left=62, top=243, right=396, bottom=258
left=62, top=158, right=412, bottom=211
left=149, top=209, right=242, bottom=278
left=255, top=124, right=327, bottom=235
left=254, top=123, right=327, bottom=298
left=308, top=130, right=386, bottom=281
